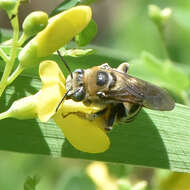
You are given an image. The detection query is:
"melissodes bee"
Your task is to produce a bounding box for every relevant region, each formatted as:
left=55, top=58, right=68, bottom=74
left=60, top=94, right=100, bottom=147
left=58, top=62, right=175, bottom=131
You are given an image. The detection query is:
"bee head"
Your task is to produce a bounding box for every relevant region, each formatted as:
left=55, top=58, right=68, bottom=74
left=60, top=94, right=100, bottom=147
left=66, top=69, right=86, bottom=102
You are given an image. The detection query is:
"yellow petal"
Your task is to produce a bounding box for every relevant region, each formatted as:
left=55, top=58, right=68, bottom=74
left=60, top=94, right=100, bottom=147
left=19, top=6, right=91, bottom=69
left=36, top=61, right=66, bottom=122
left=36, top=84, right=65, bottom=122
left=61, top=99, right=106, bottom=114
left=87, top=162, right=118, bottom=190
left=39, top=60, right=65, bottom=85
left=35, top=5, right=92, bottom=57
left=53, top=110, right=110, bottom=153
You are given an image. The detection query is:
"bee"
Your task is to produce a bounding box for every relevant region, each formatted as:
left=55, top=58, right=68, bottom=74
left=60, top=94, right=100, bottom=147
left=57, top=61, right=175, bottom=131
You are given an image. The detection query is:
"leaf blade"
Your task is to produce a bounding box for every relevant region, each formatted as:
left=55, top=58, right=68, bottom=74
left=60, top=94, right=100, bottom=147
left=0, top=47, right=190, bottom=172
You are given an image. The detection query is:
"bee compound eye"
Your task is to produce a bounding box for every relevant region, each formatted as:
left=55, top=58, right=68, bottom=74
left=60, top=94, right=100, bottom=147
left=96, top=71, right=108, bottom=86
left=72, top=87, right=85, bottom=102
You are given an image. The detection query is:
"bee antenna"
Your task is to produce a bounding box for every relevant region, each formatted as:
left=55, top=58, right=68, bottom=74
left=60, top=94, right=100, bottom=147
left=57, top=50, right=73, bottom=79
left=56, top=88, right=71, bottom=112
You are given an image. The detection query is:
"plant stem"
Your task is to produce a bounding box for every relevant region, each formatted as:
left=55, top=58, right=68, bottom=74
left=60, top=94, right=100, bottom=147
left=18, top=33, right=28, bottom=46
left=7, top=64, right=23, bottom=85
left=0, top=111, right=10, bottom=120
left=0, top=48, right=9, bottom=63
left=0, top=15, right=19, bottom=97
left=1, top=39, right=12, bottom=46
left=181, top=91, right=190, bottom=106
left=158, top=25, right=170, bottom=60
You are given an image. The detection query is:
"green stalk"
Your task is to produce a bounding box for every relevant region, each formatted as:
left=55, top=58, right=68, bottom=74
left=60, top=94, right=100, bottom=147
left=7, top=64, right=24, bottom=85
left=18, top=33, right=28, bottom=46
left=158, top=25, right=170, bottom=60
left=0, top=111, right=10, bottom=120
left=0, top=15, right=19, bottom=97
left=0, top=48, right=9, bottom=63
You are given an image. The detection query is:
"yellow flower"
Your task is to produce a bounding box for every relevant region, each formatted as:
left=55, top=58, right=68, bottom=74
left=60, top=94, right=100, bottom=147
left=19, top=5, right=92, bottom=68
left=38, top=61, right=110, bottom=153
left=7, top=6, right=92, bottom=87
left=36, top=60, right=66, bottom=122
left=53, top=103, right=110, bottom=153
left=87, top=162, right=118, bottom=190
left=159, top=172, right=190, bottom=190
left=0, top=60, right=110, bottom=153
left=87, top=162, right=147, bottom=190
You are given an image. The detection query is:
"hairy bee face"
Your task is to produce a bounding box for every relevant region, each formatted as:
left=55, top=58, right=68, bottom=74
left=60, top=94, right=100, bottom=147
left=84, top=64, right=117, bottom=101
left=66, top=63, right=117, bottom=103
left=66, top=69, right=86, bottom=102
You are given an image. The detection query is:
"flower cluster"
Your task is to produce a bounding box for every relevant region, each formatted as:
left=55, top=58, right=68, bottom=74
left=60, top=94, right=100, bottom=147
left=0, top=5, right=111, bottom=153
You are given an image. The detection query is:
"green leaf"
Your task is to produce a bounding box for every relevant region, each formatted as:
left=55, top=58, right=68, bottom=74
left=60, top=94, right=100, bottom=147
left=129, top=51, right=190, bottom=99
left=118, top=179, right=131, bottom=190
left=75, top=19, right=97, bottom=46
left=80, top=0, right=97, bottom=5
left=174, top=8, right=190, bottom=31
left=0, top=28, right=12, bottom=41
left=0, top=46, right=190, bottom=172
left=59, top=48, right=95, bottom=57
left=50, top=0, right=80, bottom=16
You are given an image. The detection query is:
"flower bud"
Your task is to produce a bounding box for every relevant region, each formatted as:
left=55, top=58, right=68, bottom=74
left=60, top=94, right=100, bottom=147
left=22, top=11, right=48, bottom=38
left=87, top=162, right=117, bottom=188
left=0, top=95, right=37, bottom=120
left=148, top=5, right=172, bottom=26
left=161, top=8, right=172, bottom=22
left=148, top=5, right=162, bottom=25
left=19, top=6, right=92, bottom=69
left=18, top=41, right=41, bottom=68
left=0, top=0, right=17, bottom=12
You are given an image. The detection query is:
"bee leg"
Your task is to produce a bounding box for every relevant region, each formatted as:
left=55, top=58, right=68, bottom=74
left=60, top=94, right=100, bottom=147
left=117, top=62, right=130, bottom=73
left=106, top=104, right=126, bottom=131
left=123, top=103, right=142, bottom=122
left=105, top=126, right=113, bottom=131
left=83, top=99, right=92, bottom=106
left=105, top=105, right=117, bottom=131
left=107, top=109, right=116, bottom=127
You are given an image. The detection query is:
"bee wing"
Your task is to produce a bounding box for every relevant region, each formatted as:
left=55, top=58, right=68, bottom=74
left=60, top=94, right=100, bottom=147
left=105, top=70, right=175, bottom=111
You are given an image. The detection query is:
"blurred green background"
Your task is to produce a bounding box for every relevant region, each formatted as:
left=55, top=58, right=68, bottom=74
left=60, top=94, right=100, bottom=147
left=0, top=0, right=190, bottom=189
